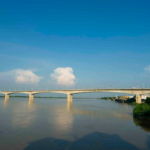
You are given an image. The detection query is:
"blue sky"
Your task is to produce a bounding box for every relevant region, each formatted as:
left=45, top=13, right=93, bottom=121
left=0, top=0, right=150, bottom=97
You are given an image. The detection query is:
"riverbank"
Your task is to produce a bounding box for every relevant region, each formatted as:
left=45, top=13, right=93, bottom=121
left=133, top=98, right=150, bottom=120
left=99, top=97, right=137, bottom=104
left=98, top=97, right=116, bottom=100
left=133, top=103, right=150, bottom=120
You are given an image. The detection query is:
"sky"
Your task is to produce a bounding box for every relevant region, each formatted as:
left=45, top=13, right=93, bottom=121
left=0, top=0, right=150, bottom=97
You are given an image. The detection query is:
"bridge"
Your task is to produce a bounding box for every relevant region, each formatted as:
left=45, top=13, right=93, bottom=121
left=1, top=89, right=150, bottom=103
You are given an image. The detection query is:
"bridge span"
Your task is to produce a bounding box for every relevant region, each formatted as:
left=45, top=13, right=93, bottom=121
left=1, top=89, right=150, bottom=103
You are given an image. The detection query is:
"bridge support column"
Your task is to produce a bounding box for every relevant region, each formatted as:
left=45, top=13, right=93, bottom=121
left=136, top=94, right=142, bottom=104
left=5, top=94, right=9, bottom=101
left=67, top=94, right=73, bottom=101
left=29, top=94, right=34, bottom=101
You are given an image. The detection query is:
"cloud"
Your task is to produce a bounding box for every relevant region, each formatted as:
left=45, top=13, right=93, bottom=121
left=50, top=67, right=76, bottom=86
left=144, top=65, right=150, bottom=72
left=0, top=69, right=42, bottom=85
left=14, top=69, right=42, bottom=84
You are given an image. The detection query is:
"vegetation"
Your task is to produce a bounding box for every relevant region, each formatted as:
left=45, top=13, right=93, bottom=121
left=125, top=98, right=136, bottom=104
left=145, top=97, right=150, bottom=104
left=132, top=102, right=138, bottom=105
left=133, top=103, right=150, bottom=119
left=100, top=97, right=137, bottom=104
left=99, top=97, right=116, bottom=100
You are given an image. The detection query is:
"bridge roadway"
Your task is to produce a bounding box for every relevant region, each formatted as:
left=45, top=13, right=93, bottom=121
left=1, top=89, right=150, bottom=103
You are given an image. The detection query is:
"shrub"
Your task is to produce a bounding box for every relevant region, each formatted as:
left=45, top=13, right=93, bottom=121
left=125, top=98, right=135, bottom=103
left=145, top=97, right=150, bottom=104
left=133, top=103, right=150, bottom=117
left=132, top=102, right=138, bottom=105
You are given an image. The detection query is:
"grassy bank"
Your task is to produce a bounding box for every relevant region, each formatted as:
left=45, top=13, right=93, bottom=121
left=133, top=98, right=150, bottom=120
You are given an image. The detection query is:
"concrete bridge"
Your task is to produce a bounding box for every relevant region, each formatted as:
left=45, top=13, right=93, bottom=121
left=1, top=89, right=150, bottom=103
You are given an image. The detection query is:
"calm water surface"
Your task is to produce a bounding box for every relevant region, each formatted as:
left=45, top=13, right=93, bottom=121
left=0, top=97, right=150, bottom=150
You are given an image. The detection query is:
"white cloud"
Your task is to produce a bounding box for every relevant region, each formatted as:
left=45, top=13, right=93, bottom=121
left=0, top=69, right=42, bottom=90
left=144, top=65, right=150, bottom=72
left=14, top=69, right=42, bottom=84
left=50, top=67, right=76, bottom=86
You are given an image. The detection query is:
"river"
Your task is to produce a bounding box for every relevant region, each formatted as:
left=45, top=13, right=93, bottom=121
left=0, top=97, right=150, bottom=150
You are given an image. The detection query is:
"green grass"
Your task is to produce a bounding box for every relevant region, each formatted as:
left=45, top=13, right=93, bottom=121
left=133, top=103, right=150, bottom=118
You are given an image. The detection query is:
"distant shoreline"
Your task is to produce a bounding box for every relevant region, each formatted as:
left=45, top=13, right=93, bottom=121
left=98, top=97, right=116, bottom=100
left=0, top=96, right=98, bottom=99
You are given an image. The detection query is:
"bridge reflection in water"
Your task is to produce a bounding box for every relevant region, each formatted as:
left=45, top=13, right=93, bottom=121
left=1, top=97, right=150, bottom=150
left=4, top=98, right=9, bottom=108
left=3, top=97, right=134, bottom=120
left=3, top=97, right=149, bottom=132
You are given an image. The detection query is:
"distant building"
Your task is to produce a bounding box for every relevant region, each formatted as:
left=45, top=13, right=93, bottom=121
left=116, top=94, right=150, bottom=101
left=141, top=94, right=150, bottom=100
left=128, top=96, right=134, bottom=98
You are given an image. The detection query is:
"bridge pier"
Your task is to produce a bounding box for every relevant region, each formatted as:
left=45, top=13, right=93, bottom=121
left=136, top=94, right=142, bottom=104
left=5, top=94, right=9, bottom=101
left=67, top=94, right=73, bottom=101
left=29, top=94, right=34, bottom=101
